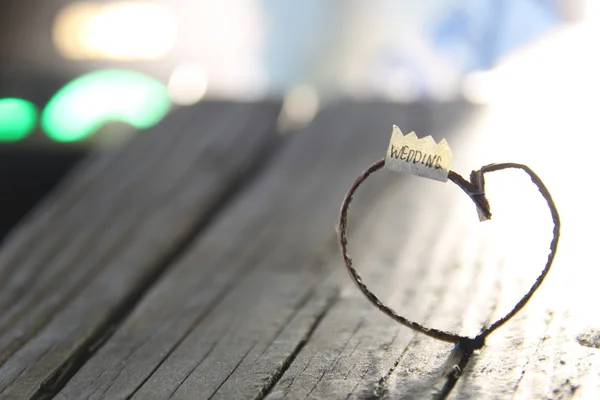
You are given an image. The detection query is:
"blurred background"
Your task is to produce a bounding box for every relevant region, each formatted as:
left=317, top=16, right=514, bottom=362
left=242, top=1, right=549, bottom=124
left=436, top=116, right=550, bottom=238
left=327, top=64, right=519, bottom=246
left=0, top=0, right=588, bottom=241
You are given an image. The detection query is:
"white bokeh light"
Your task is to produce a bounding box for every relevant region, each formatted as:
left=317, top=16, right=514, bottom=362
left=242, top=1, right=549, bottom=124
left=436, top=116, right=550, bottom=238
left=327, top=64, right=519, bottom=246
left=53, top=1, right=178, bottom=61
left=167, top=64, right=209, bottom=106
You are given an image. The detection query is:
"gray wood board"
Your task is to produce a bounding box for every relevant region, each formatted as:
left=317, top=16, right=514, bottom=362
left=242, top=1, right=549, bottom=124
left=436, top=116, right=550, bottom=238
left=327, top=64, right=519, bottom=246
left=445, top=105, right=600, bottom=400
left=263, top=104, right=493, bottom=400
left=0, top=101, right=282, bottom=399
left=54, top=102, right=485, bottom=400
left=5, top=99, right=593, bottom=400
left=262, top=101, right=600, bottom=400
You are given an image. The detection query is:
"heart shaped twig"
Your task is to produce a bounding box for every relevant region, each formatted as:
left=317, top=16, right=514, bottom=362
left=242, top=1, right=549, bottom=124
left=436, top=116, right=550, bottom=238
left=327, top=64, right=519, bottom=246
left=337, top=160, right=560, bottom=351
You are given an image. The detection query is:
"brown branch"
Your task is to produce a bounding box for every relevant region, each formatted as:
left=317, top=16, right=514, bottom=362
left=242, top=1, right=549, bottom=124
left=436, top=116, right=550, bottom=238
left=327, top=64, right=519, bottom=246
left=337, top=159, right=560, bottom=350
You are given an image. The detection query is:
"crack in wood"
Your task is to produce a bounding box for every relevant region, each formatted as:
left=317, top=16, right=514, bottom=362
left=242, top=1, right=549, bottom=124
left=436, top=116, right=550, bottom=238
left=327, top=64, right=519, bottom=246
left=512, top=310, right=556, bottom=396
left=255, top=292, right=339, bottom=400
left=249, top=288, right=318, bottom=372
left=371, top=337, right=413, bottom=399
left=206, top=344, right=254, bottom=400
left=86, top=369, right=110, bottom=400
left=0, top=216, right=142, bottom=369
left=25, top=127, right=283, bottom=400
left=434, top=344, right=473, bottom=400
left=92, top=324, right=177, bottom=400
left=325, top=320, right=365, bottom=377
left=169, top=341, right=218, bottom=400
left=0, top=109, right=199, bottom=334
left=125, top=243, right=286, bottom=399
left=429, top=253, right=506, bottom=399
left=121, top=265, right=271, bottom=400
left=0, top=345, right=54, bottom=396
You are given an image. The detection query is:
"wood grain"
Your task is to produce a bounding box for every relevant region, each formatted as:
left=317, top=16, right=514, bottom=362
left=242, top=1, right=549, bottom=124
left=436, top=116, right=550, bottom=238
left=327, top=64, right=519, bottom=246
left=0, top=101, right=281, bottom=400
left=2, top=100, right=594, bottom=400
left=54, top=102, right=482, bottom=400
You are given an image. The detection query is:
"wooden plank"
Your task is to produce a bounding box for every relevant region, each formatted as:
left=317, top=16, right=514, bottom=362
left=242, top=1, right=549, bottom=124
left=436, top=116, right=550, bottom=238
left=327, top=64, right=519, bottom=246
left=0, top=101, right=281, bottom=399
left=349, top=88, right=600, bottom=399
left=443, top=100, right=600, bottom=400
left=0, top=103, right=201, bottom=308
left=6, top=98, right=592, bottom=399
left=291, top=96, right=597, bottom=400
left=263, top=103, right=490, bottom=400
left=323, top=151, right=577, bottom=399
left=53, top=102, right=481, bottom=400
left=291, top=95, right=600, bottom=400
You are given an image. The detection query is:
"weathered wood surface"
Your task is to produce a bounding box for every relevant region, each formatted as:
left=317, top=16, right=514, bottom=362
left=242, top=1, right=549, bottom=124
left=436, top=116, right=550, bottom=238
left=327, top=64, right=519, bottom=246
left=1, top=100, right=598, bottom=400
left=52, top=102, right=438, bottom=400
left=0, top=101, right=282, bottom=399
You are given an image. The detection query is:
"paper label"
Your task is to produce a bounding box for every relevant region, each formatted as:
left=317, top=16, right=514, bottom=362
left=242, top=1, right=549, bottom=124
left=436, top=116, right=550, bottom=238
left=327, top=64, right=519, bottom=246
left=384, top=125, right=452, bottom=182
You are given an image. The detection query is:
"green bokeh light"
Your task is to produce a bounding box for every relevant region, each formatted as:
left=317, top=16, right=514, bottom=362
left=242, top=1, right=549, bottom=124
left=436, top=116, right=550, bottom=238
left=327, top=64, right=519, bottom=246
left=0, top=98, right=38, bottom=141
left=41, top=69, right=171, bottom=142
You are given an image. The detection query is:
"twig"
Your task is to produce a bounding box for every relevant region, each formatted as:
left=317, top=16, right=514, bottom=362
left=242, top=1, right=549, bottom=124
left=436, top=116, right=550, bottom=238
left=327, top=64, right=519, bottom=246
left=337, top=159, right=560, bottom=349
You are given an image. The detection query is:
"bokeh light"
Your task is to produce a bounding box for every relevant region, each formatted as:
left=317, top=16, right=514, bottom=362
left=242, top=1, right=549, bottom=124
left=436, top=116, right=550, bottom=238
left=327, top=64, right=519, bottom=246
left=0, top=98, right=38, bottom=142
left=167, top=63, right=208, bottom=106
left=53, top=1, right=178, bottom=61
left=41, top=70, right=171, bottom=142
left=277, top=85, right=320, bottom=134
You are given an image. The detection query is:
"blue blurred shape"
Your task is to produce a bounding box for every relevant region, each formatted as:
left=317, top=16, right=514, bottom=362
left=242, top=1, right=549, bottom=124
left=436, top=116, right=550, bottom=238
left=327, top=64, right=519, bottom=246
left=432, top=0, right=559, bottom=71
